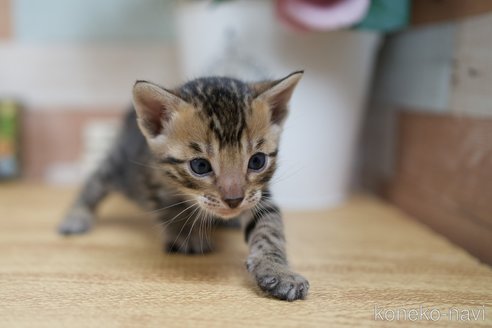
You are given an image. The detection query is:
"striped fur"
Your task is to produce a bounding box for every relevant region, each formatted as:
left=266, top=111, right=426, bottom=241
left=58, top=72, right=308, bottom=301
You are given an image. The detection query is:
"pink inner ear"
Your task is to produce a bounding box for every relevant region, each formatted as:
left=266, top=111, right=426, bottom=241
left=268, top=96, right=290, bottom=125
left=253, top=71, right=303, bottom=127
left=138, top=95, right=166, bottom=137
left=264, top=76, right=301, bottom=125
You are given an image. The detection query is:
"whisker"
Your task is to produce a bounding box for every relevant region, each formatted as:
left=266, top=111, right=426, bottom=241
left=181, top=208, right=201, bottom=252
left=156, top=202, right=198, bottom=230
left=205, top=213, right=213, bottom=252
left=268, top=165, right=303, bottom=186
left=170, top=205, right=200, bottom=251
left=196, top=209, right=203, bottom=254
left=128, top=159, right=163, bottom=170
left=257, top=197, right=282, bottom=217
left=146, top=199, right=196, bottom=215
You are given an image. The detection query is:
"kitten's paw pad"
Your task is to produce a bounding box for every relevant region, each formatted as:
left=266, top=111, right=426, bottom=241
left=257, top=271, right=309, bottom=301
left=58, top=207, right=94, bottom=235
left=248, top=258, right=309, bottom=301
left=165, top=239, right=213, bottom=255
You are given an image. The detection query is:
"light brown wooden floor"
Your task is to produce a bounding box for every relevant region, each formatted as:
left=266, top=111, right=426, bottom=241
left=0, top=183, right=491, bottom=327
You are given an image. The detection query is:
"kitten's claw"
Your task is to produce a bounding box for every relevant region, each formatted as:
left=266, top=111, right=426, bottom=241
left=58, top=207, right=94, bottom=235
left=247, top=258, right=309, bottom=301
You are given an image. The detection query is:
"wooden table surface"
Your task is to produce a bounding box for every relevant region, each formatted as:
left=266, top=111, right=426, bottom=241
left=0, top=183, right=491, bottom=327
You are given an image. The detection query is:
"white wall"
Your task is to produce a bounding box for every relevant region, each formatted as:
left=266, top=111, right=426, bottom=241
left=1, top=0, right=179, bottom=109
left=372, top=14, right=492, bottom=118
left=13, top=0, right=175, bottom=42
left=0, top=43, right=179, bottom=109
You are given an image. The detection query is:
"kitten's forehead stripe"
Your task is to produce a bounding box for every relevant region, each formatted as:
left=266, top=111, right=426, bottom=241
left=189, top=142, right=202, bottom=153
left=160, top=157, right=186, bottom=165
left=178, top=77, right=252, bottom=147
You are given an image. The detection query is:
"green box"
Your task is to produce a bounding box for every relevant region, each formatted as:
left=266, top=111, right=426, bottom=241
left=0, top=100, right=21, bottom=179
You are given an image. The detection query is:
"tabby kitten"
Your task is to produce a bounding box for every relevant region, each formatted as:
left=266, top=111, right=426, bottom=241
left=58, top=71, right=309, bottom=301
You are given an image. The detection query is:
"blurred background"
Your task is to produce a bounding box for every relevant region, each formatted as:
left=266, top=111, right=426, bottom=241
left=0, top=0, right=491, bottom=263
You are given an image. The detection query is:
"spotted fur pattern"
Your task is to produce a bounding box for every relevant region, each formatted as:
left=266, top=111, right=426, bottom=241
left=58, top=71, right=309, bottom=301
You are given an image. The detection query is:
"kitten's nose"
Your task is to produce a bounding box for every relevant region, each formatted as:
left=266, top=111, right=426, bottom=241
left=223, top=197, right=244, bottom=209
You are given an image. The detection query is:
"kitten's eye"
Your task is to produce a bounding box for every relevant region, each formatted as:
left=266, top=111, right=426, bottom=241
left=190, top=158, right=213, bottom=176
left=248, top=153, right=267, bottom=171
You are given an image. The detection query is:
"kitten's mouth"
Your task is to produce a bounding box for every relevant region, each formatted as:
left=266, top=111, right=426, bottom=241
left=198, top=193, right=260, bottom=219
left=213, top=208, right=243, bottom=219
left=198, top=195, right=249, bottom=219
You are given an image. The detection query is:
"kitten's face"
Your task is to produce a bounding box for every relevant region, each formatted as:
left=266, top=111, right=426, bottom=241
left=133, top=73, right=302, bottom=219
left=146, top=97, right=280, bottom=218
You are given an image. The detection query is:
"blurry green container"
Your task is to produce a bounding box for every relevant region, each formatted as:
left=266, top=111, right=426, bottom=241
left=0, top=100, right=21, bottom=179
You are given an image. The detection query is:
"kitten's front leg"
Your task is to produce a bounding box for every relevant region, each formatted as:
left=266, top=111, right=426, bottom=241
left=243, top=199, right=309, bottom=301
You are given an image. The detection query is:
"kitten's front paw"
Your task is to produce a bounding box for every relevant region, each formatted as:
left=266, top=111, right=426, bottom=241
left=58, top=207, right=94, bottom=235
left=247, top=258, right=310, bottom=301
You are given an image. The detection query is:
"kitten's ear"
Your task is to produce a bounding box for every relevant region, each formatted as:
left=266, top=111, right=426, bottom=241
left=252, top=71, right=303, bottom=125
left=132, top=81, right=186, bottom=137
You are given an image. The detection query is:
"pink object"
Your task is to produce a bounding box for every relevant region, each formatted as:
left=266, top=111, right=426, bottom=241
left=276, top=0, right=370, bottom=31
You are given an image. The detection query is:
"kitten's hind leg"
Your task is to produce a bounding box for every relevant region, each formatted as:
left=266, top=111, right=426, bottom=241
left=58, top=169, right=111, bottom=235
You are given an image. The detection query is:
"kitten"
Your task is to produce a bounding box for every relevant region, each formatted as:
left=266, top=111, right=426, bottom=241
left=58, top=71, right=309, bottom=301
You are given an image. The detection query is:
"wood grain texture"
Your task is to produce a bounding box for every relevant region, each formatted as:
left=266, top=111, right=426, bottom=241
left=388, top=111, right=492, bottom=265
left=0, top=184, right=491, bottom=327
